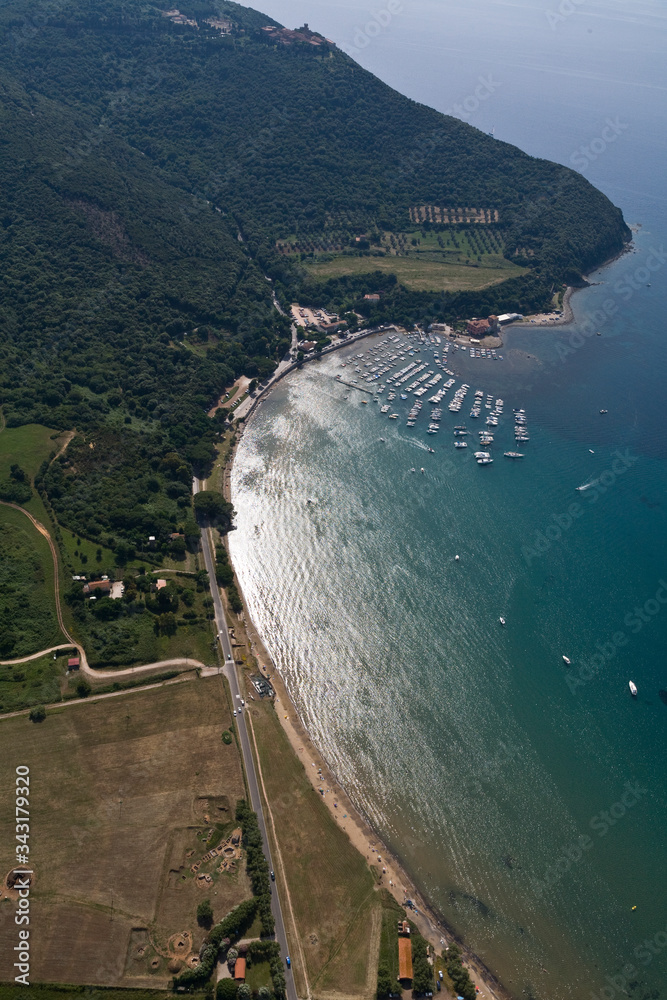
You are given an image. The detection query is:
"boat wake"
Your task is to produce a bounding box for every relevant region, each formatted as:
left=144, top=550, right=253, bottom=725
left=576, top=479, right=599, bottom=492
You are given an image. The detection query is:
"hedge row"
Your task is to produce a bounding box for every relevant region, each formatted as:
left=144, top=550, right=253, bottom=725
left=411, top=933, right=434, bottom=997
left=444, top=944, right=476, bottom=1000
left=247, top=940, right=285, bottom=1000
left=175, top=897, right=259, bottom=989
left=236, top=801, right=275, bottom=936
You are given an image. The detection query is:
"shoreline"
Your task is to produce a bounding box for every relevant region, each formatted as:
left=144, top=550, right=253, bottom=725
left=223, top=401, right=511, bottom=1000
left=220, top=241, right=634, bottom=996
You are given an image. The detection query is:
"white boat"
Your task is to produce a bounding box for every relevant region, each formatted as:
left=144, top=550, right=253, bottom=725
left=562, top=655, right=571, bottom=665
left=454, top=441, right=468, bottom=448
left=504, top=452, right=524, bottom=459
left=499, top=617, right=506, bottom=626
left=576, top=480, right=599, bottom=492
left=629, top=681, right=638, bottom=697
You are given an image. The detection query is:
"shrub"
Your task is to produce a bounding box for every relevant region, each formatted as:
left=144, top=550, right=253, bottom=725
left=221, top=730, right=233, bottom=744
left=75, top=678, right=92, bottom=698
left=412, top=934, right=434, bottom=996
left=217, top=980, right=238, bottom=1000
left=197, top=898, right=213, bottom=927
left=377, top=965, right=392, bottom=998
left=444, top=944, right=476, bottom=1000
left=176, top=897, right=258, bottom=989
left=226, top=584, right=243, bottom=614
left=29, top=705, right=46, bottom=723
left=236, top=801, right=275, bottom=935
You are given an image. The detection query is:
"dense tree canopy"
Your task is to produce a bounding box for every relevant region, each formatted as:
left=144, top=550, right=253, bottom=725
left=0, top=0, right=629, bottom=544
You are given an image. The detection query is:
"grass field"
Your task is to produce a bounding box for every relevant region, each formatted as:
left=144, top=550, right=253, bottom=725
left=0, top=504, right=65, bottom=659
left=303, top=253, right=526, bottom=292
left=75, top=594, right=216, bottom=670
left=0, top=424, right=69, bottom=525
left=0, top=676, right=249, bottom=987
left=377, top=889, right=404, bottom=985
left=59, top=526, right=158, bottom=579
left=250, top=697, right=380, bottom=1000
left=0, top=424, right=62, bottom=483
left=0, top=652, right=73, bottom=714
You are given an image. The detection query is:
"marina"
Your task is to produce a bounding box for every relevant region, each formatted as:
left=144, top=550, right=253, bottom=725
left=335, top=330, right=528, bottom=468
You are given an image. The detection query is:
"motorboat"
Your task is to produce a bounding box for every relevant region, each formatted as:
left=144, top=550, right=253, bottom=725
left=504, top=452, right=524, bottom=459
left=629, top=681, right=638, bottom=697
left=562, top=655, right=571, bottom=665
left=499, top=617, right=506, bottom=626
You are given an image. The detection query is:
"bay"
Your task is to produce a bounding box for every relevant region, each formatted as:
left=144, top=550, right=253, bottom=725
left=230, top=2, right=667, bottom=996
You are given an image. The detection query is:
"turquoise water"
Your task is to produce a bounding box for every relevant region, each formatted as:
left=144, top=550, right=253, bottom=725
left=230, top=2, right=667, bottom=996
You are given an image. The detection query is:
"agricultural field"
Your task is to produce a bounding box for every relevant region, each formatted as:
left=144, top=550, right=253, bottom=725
left=284, top=226, right=526, bottom=293
left=0, top=504, right=65, bottom=660
left=304, top=253, right=525, bottom=292
left=249, top=697, right=381, bottom=1000
left=0, top=987, right=183, bottom=1000
left=0, top=677, right=249, bottom=988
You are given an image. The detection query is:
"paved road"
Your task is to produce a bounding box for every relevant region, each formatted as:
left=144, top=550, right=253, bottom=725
left=193, top=478, right=298, bottom=1000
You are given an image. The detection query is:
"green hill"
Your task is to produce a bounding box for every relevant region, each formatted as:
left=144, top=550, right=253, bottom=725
left=0, top=0, right=630, bottom=547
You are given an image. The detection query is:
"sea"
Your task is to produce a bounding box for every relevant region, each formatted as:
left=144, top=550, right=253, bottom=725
left=228, top=2, right=667, bottom=997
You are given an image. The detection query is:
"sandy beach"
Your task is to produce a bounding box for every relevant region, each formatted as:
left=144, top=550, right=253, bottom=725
left=222, top=417, right=510, bottom=1000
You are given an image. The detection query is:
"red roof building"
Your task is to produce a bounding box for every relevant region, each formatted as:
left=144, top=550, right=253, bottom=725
left=398, top=937, right=413, bottom=982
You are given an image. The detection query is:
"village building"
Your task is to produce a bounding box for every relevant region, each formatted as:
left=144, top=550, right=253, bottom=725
left=82, top=579, right=111, bottom=597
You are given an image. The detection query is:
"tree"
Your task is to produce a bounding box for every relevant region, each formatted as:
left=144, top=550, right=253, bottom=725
left=197, top=898, right=213, bottom=927
left=194, top=490, right=235, bottom=527
left=157, top=612, right=177, bottom=636
left=237, top=985, right=252, bottom=1000
left=376, top=965, right=393, bottom=999
left=29, top=705, right=46, bottom=723
left=217, top=980, right=238, bottom=1000
left=76, top=678, right=92, bottom=698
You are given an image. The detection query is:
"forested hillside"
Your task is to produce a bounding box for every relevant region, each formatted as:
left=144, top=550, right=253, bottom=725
left=0, top=0, right=630, bottom=549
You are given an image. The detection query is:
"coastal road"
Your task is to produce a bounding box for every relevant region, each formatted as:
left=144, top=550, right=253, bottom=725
left=193, top=477, right=298, bottom=1000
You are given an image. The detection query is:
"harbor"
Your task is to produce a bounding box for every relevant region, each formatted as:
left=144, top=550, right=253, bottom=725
left=335, top=329, right=527, bottom=468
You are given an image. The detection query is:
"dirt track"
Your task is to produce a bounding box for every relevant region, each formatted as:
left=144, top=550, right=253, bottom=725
left=0, top=500, right=205, bottom=684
